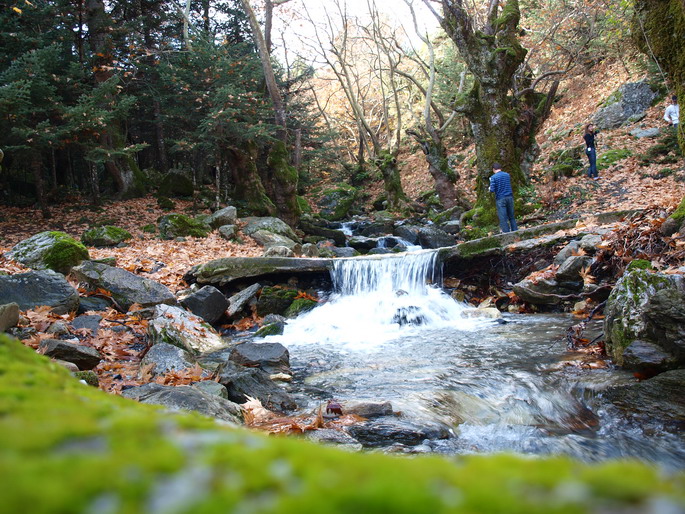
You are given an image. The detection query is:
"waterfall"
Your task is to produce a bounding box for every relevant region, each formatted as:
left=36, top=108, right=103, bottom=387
left=271, top=250, right=475, bottom=349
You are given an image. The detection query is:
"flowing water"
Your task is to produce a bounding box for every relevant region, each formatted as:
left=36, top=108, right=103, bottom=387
left=267, top=251, right=685, bottom=468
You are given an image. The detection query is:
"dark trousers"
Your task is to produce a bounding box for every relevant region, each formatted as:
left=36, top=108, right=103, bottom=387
left=496, top=195, right=517, bottom=233
left=586, top=147, right=598, bottom=178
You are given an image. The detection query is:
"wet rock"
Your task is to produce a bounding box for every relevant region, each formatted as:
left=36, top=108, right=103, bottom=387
left=418, top=226, right=454, bottom=249
left=342, top=401, right=394, bottom=419
left=229, top=342, right=291, bottom=375
left=241, top=217, right=299, bottom=242
left=7, top=231, right=89, bottom=274
left=348, top=236, right=378, bottom=251
left=345, top=419, right=450, bottom=448
left=39, top=339, right=103, bottom=370
left=180, top=285, right=228, bottom=325
left=393, top=224, right=421, bottom=245
left=368, top=248, right=394, bottom=255
left=141, top=342, right=195, bottom=376
left=121, top=383, right=242, bottom=424
left=512, top=278, right=578, bottom=305
left=227, top=283, right=261, bottom=318
left=148, top=304, right=226, bottom=354
left=304, top=429, right=363, bottom=451
left=330, top=247, right=357, bottom=258
left=0, top=271, right=79, bottom=314
left=555, top=255, right=594, bottom=282
left=207, top=206, right=238, bottom=229
left=622, top=340, right=678, bottom=373
left=392, top=305, right=428, bottom=326
left=604, top=269, right=685, bottom=369
left=299, top=219, right=347, bottom=246
left=69, top=314, right=102, bottom=337
left=0, top=303, right=20, bottom=332
left=256, top=287, right=298, bottom=317
left=217, top=361, right=297, bottom=412
left=72, top=261, right=175, bottom=311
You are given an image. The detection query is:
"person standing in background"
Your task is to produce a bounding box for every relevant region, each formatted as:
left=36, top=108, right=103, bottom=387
left=664, top=95, right=679, bottom=130
left=489, top=162, right=517, bottom=233
left=584, top=124, right=599, bottom=180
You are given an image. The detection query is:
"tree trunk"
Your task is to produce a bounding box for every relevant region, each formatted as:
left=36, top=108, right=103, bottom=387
left=407, top=129, right=460, bottom=210
left=375, top=152, right=408, bottom=211
left=226, top=144, right=277, bottom=217
left=31, top=151, right=51, bottom=219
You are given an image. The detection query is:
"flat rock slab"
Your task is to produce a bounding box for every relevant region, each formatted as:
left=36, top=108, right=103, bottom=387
left=0, top=271, right=79, bottom=314
left=72, top=261, right=175, bottom=311
left=184, top=257, right=332, bottom=286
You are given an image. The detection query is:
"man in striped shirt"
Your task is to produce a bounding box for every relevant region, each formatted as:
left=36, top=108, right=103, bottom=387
left=489, top=162, right=518, bottom=233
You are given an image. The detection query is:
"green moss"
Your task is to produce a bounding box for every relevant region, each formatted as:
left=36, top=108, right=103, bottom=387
left=158, top=214, right=211, bottom=240
left=626, top=259, right=653, bottom=271
left=284, top=298, right=317, bottom=318
left=141, top=224, right=156, bottom=234
left=8, top=231, right=90, bottom=274
left=81, top=226, right=132, bottom=247
left=256, top=287, right=299, bottom=317
left=156, top=196, right=175, bottom=210
left=458, top=235, right=502, bottom=257
left=72, top=370, right=99, bottom=387
left=296, top=196, right=312, bottom=214
left=597, top=149, right=632, bottom=170
left=255, top=322, right=284, bottom=337
left=319, top=185, right=358, bottom=221
left=1, top=335, right=684, bottom=511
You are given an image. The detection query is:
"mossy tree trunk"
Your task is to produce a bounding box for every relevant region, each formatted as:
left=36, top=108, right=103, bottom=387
left=264, top=141, right=301, bottom=227
left=407, top=129, right=457, bottom=209
left=226, top=144, right=277, bottom=217
left=374, top=152, right=410, bottom=211
left=424, top=0, right=558, bottom=224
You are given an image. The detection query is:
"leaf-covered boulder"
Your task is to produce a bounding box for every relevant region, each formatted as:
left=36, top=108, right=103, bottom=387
left=81, top=225, right=132, bottom=247
left=158, top=214, right=211, bottom=240
left=0, top=271, right=79, bottom=314
left=7, top=231, right=89, bottom=274
left=71, top=261, right=175, bottom=311
left=604, top=269, right=685, bottom=371
left=1, top=336, right=685, bottom=512
left=148, top=304, right=226, bottom=354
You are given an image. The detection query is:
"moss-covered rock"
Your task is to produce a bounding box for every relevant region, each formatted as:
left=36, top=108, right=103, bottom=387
left=297, top=195, right=313, bottom=214
left=158, top=170, right=194, bottom=198
left=597, top=149, right=633, bottom=170
left=284, top=297, right=317, bottom=318
left=1, top=335, right=684, bottom=512
left=156, top=196, right=175, bottom=210
left=158, top=214, right=211, bottom=240
left=318, top=185, right=358, bottom=221
left=81, top=226, right=132, bottom=247
left=256, top=287, right=299, bottom=317
left=7, top=231, right=89, bottom=274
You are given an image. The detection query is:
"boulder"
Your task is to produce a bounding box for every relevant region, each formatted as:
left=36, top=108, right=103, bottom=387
left=553, top=241, right=580, bottom=265
left=218, top=224, right=238, bottom=240
left=217, top=361, right=297, bottom=412
left=157, top=170, right=194, bottom=197
left=229, top=342, right=291, bottom=375
left=300, top=243, right=319, bottom=258
left=38, top=339, right=103, bottom=370
left=579, top=234, right=603, bottom=252
left=394, top=224, right=421, bottom=245
left=77, top=296, right=111, bottom=314
left=360, top=220, right=394, bottom=238
left=227, top=283, right=261, bottom=318
left=342, top=401, right=394, bottom=419
left=418, top=226, right=454, bottom=249
left=71, top=261, right=175, bottom=311
left=592, top=81, right=657, bottom=130
left=622, top=340, right=678, bottom=373
left=0, top=271, right=79, bottom=314
left=180, top=285, right=229, bottom=325
left=141, top=342, right=196, bottom=376
left=630, top=127, right=661, bottom=138
left=250, top=230, right=299, bottom=250
left=80, top=226, right=132, bottom=247
left=263, top=246, right=296, bottom=257
left=284, top=298, right=317, bottom=318
left=121, top=383, right=242, bottom=424
left=7, top=231, right=89, bottom=274
left=604, top=269, right=685, bottom=369
left=207, top=206, right=238, bottom=229
left=0, top=303, right=20, bottom=332
left=512, top=278, right=579, bottom=305
left=317, top=186, right=358, bottom=221
left=555, top=255, right=593, bottom=282
left=69, top=314, right=102, bottom=337
left=298, top=219, right=347, bottom=246
left=304, top=429, right=363, bottom=450
left=241, top=217, right=299, bottom=242
left=158, top=214, right=211, bottom=240
left=256, top=287, right=298, bottom=317
left=348, top=236, right=378, bottom=251
left=192, top=381, right=228, bottom=399
left=148, top=304, right=226, bottom=354
left=330, top=247, right=357, bottom=258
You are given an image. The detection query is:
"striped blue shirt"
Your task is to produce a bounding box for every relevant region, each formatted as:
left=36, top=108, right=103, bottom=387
left=489, top=171, right=514, bottom=200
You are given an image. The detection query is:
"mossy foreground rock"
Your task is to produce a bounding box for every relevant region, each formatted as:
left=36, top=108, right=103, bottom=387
left=1, top=336, right=684, bottom=513
left=7, top=231, right=89, bottom=274
left=81, top=225, right=132, bottom=247
left=158, top=214, right=211, bottom=240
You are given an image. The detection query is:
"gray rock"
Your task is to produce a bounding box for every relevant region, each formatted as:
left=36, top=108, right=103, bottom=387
left=630, top=127, right=661, bottom=138
left=141, top=342, right=195, bottom=375
left=579, top=234, right=603, bottom=252
left=418, top=226, right=454, bottom=249
left=512, top=278, right=579, bottom=305
left=227, top=283, right=261, bottom=318
left=69, top=314, right=102, bottom=337
left=218, top=361, right=297, bottom=412
left=148, top=304, right=226, bottom=354
left=218, top=224, right=238, bottom=240
left=251, top=230, right=299, bottom=251
left=77, top=296, right=111, bottom=314
left=604, top=269, right=685, bottom=368
left=263, top=246, right=295, bottom=258
left=192, top=380, right=228, bottom=399
left=330, top=247, right=357, bottom=258
left=393, top=224, right=421, bottom=245
left=208, top=206, right=238, bottom=229
left=6, top=231, right=89, bottom=274
left=348, top=236, right=378, bottom=251
left=180, top=285, right=229, bottom=325
left=0, top=271, right=79, bottom=314
left=298, top=220, right=347, bottom=246
left=440, top=220, right=461, bottom=235
left=0, top=303, right=19, bottom=332
left=555, top=255, right=594, bottom=282
left=121, top=383, right=242, bottom=424
left=241, top=217, right=299, bottom=242
left=622, top=340, right=678, bottom=372
left=345, top=419, right=450, bottom=448
left=593, top=81, right=657, bottom=130
left=342, top=401, right=394, bottom=418
left=229, top=342, right=290, bottom=375
left=300, top=243, right=319, bottom=258
left=46, top=321, right=70, bottom=336
left=72, top=261, right=175, bottom=311
left=304, top=429, right=363, bottom=451
left=553, top=240, right=581, bottom=265
left=80, top=226, right=132, bottom=247
left=158, top=214, right=211, bottom=240
left=39, top=339, right=103, bottom=370
left=360, top=221, right=394, bottom=237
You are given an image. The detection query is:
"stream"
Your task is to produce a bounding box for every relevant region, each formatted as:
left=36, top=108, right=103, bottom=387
left=265, top=250, right=685, bottom=469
